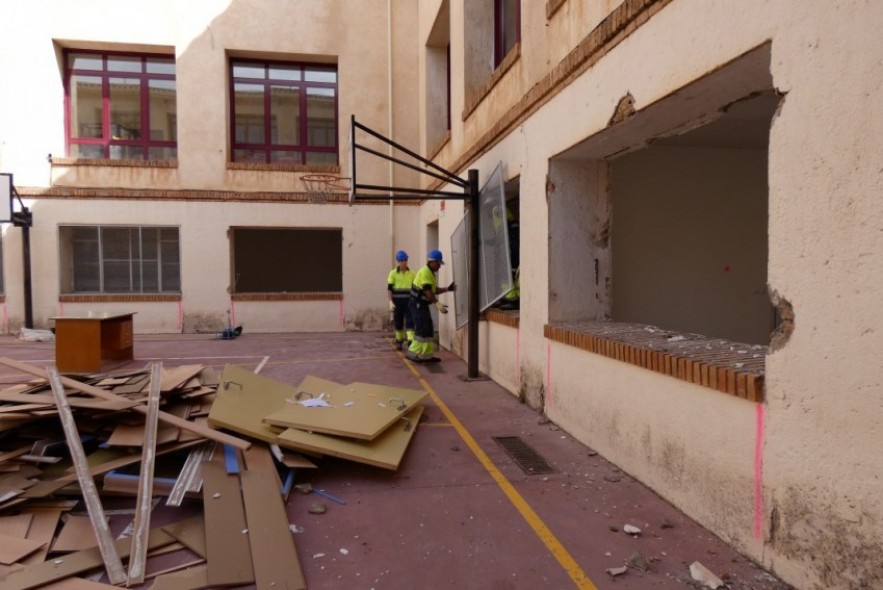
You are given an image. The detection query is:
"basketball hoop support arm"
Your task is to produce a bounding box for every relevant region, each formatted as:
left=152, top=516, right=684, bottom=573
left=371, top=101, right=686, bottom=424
left=350, top=116, right=481, bottom=379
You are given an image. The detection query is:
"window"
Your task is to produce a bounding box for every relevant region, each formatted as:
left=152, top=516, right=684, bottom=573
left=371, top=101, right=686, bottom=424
left=494, top=0, right=520, bottom=68
left=231, top=228, right=342, bottom=293
left=230, top=60, right=338, bottom=165
left=59, top=226, right=181, bottom=294
left=65, top=50, right=177, bottom=160
left=425, top=2, right=452, bottom=153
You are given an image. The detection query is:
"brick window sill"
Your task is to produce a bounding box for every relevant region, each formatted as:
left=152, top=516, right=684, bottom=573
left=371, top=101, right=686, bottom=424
left=51, top=158, right=176, bottom=168
left=544, top=320, right=766, bottom=402
left=60, top=294, right=181, bottom=303
left=484, top=308, right=520, bottom=328
left=231, top=292, right=342, bottom=302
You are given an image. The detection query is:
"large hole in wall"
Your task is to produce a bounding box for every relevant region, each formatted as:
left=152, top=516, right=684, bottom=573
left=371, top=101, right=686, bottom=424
left=549, top=43, right=780, bottom=346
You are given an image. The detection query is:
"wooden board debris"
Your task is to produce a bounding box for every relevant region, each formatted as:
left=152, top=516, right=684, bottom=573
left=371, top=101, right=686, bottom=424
left=263, top=379, right=427, bottom=440
left=277, top=405, right=425, bottom=470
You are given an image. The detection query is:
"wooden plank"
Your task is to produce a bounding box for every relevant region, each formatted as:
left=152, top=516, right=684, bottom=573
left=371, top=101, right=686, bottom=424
left=277, top=405, right=424, bottom=470
left=0, top=391, right=136, bottom=410
left=201, top=461, right=254, bottom=586
left=0, top=524, right=178, bottom=590
left=22, top=440, right=202, bottom=499
left=37, top=578, right=121, bottom=589
left=18, top=510, right=62, bottom=566
left=0, top=533, right=44, bottom=564
left=0, top=513, right=33, bottom=537
left=0, top=357, right=250, bottom=450
left=240, top=468, right=306, bottom=590
left=51, top=515, right=105, bottom=553
left=165, top=441, right=213, bottom=507
left=127, top=362, right=163, bottom=585
left=150, top=564, right=209, bottom=590
left=161, top=518, right=207, bottom=558
left=47, top=368, right=126, bottom=585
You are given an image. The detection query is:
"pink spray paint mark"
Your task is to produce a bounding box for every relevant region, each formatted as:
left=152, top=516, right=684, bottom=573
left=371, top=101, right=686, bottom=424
left=339, top=299, right=345, bottom=326
left=177, top=300, right=184, bottom=332
left=229, top=301, right=236, bottom=327
left=753, top=403, right=765, bottom=539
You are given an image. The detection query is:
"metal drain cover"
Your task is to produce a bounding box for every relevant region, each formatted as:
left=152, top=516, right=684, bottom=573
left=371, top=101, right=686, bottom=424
left=492, top=436, right=557, bottom=475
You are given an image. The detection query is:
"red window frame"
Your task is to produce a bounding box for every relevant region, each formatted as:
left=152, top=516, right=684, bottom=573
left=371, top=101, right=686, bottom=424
left=230, top=59, right=339, bottom=165
left=494, top=0, right=521, bottom=68
left=64, top=49, right=177, bottom=161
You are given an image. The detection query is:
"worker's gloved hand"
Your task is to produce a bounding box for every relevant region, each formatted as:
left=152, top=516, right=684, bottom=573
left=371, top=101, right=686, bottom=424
left=447, top=282, right=457, bottom=292
left=436, top=302, right=448, bottom=314
left=388, top=301, right=395, bottom=311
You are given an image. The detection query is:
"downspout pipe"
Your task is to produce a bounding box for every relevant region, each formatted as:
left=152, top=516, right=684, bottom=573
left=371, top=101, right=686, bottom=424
left=387, top=0, right=394, bottom=257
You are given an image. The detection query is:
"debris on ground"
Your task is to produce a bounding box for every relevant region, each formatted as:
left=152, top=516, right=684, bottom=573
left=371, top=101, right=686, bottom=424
left=690, top=560, right=725, bottom=589
left=0, top=356, right=428, bottom=588
left=606, top=565, right=628, bottom=577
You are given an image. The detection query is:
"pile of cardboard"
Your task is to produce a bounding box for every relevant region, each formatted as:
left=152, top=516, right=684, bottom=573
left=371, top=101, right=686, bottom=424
left=208, top=364, right=427, bottom=471
left=0, top=357, right=428, bottom=589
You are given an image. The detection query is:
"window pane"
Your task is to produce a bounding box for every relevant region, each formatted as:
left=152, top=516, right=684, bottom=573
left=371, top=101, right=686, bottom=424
left=306, top=88, right=336, bottom=147
left=234, top=83, right=265, bottom=143
left=110, top=145, right=145, bottom=159
left=102, top=227, right=134, bottom=259
left=70, top=144, right=105, bottom=158
left=270, top=150, right=301, bottom=164
left=234, top=148, right=266, bottom=162
left=107, top=56, right=142, bottom=73
left=110, top=77, right=142, bottom=139
left=70, top=76, right=103, bottom=138
left=104, top=260, right=134, bottom=291
left=69, top=53, right=103, bottom=71
left=147, top=146, right=177, bottom=160
left=269, top=65, right=301, bottom=81
left=146, top=58, right=175, bottom=75
left=162, top=262, right=181, bottom=291
left=233, top=63, right=265, bottom=79
left=141, top=260, right=159, bottom=292
left=306, top=151, right=338, bottom=166
left=304, top=69, right=337, bottom=83
left=148, top=79, right=177, bottom=142
left=270, top=85, right=299, bottom=145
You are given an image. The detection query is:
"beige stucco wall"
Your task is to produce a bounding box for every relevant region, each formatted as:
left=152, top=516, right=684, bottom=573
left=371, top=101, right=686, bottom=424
left=1, top=0, right=882, bottom=588
left=0, top=0, right=423, bottom=334
left=419, top=1, right=883, bottom=589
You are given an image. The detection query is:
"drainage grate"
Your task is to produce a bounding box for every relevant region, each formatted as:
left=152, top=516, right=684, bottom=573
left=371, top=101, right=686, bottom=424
left=492, top=436, right=557, bottom=475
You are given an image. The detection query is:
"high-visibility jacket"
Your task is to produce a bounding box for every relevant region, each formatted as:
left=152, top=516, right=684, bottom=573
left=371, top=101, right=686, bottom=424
left=410, top=264, right=437, bottom=302
left=387, top=267, right=415, bottom=300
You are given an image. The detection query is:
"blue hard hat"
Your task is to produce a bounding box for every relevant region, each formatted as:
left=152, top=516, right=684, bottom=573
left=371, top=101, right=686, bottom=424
left=395, top=250, right=408, bottom=261
left=428, top=249, right=445, bottom=264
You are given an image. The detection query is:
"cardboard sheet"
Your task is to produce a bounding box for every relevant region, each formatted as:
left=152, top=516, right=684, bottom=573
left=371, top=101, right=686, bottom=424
left=207, top=365, right=339, bottom=443
left=277, top=405, right=424, bottom=470
left=263, top=380, right=427, bottom=440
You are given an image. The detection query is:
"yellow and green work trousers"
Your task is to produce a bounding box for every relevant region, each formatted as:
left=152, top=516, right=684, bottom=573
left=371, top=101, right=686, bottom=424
left=392, top=297, right=414, bottom=347
left=407, top=298, right=436, bottom=360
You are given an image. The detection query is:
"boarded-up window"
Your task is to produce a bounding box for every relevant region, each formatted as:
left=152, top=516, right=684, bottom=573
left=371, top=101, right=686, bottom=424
left=230, top=228, right=342, bottom=293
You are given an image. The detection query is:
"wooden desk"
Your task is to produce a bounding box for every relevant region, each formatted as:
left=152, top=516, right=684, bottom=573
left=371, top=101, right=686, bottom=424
left=51, top=313, right=135, bottom=373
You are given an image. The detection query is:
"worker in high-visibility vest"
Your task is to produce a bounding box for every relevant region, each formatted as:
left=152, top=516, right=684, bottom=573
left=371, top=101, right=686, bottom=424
left=407, top=249, right=455, bottom=363
left=387, top=250, right=415, bottom=350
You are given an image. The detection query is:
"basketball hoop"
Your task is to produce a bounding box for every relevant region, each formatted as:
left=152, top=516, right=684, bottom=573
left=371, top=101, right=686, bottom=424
left=301, top=174, right=348, bottom=204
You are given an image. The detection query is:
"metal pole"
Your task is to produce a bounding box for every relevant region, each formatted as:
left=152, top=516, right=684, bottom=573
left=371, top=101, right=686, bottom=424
left=467, top=169, right=480, bottom=379
left=21, top=214, right=33, bottom=329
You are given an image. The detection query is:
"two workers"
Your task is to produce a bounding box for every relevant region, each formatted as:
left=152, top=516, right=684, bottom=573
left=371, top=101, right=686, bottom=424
left=387, top=249, right=455, bottom=363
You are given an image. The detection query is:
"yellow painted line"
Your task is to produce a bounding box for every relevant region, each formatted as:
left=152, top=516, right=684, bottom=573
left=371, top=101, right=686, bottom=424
left=401, top=357, right=598, bottom=590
